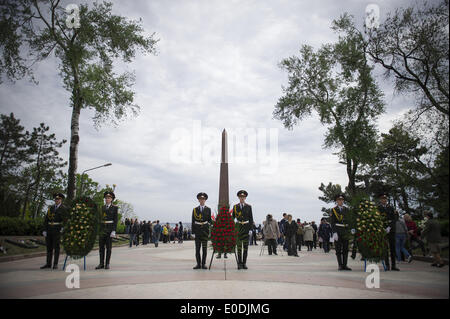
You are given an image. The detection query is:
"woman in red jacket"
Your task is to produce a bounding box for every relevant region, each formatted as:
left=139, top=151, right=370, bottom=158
left=404, top=214, right=426, bottom=256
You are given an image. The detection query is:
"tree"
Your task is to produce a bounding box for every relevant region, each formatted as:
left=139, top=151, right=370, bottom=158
left=274, top=14, right=384, bottom=195
left=115, top=200, right=136, bottom=221
left=21, top=123, right=67, bottom=218
left=366, top=1, right=449, bottom=118
left=1, top=1, right=158, bottom=199
left=0, top=113, right=31, bottom=217
left=359, top=124, right=431, bottom=217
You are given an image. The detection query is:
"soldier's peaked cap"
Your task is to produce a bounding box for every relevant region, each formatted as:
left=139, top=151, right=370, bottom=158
left=378, top=192, right=389, bottom=198
left=237, top=190, right=248, bottom=197
left=197, top=192, right=208, bottom=200
left=334, top=194, right=345, bottom=201
left=104, top=191, right=115, bottom=199
left=53, top=192, right=65, bottom=199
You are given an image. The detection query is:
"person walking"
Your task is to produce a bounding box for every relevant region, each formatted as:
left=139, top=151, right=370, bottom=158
left=318, top=218, right=332, bottom=253
left=153, top=220, right=162, bottom=247
left=395, top=214, right=413, bottom=263
left=129, top=219, right=139, bottom=247
left=263, top=214, right=280, bottom=255
left=125, top=218, right=130, bottom=234
left=404, top=214, right=426, bottom=256
left=178, top=222, right=184, bottom=244
left=421, top=211, right=445, bottom=267
left=296, top=219, right=304, bottom=252
left=303, top=223, right=314, bottom=251
left=285, top=214, right=299, bottom=257
left=311, top=221, right=318, bottom=249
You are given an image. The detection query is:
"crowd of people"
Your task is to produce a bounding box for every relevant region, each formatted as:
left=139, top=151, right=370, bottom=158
left=124, top=219, right=192, bottom=248
left=121, top=209, right=442, bottom=267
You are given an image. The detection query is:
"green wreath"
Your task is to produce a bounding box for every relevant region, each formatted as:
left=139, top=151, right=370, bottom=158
left=62, top=197, right=99, bottom=259
left=355, top=199, right=388, bottom=262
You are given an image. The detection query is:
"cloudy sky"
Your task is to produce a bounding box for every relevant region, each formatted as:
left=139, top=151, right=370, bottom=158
left=0, top=0, right=422, bottom=225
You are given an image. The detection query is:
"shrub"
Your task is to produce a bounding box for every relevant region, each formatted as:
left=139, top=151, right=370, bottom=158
left=0, top=217, right=44, bottom=236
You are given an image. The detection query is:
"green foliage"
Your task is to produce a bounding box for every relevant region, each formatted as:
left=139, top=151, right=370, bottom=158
left=62, top=197, right=99, bottom=258
left=355, top=199, right=388, bottom=262
left=0, top=216, right=44, bottom=236
left=0, top=1, right=158, bottom=199
left=274, top=14, right=384, bottom=194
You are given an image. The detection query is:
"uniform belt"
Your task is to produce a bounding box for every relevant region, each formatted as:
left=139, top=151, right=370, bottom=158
left=238, top=220, right=249, bottom=224
left=102, top=221, right=114, bottom=224
left=195, top=221, right=208, bottom=225
left=335, top=223, right=348, bottom=227
left=48, top=222, right=61, bottom=226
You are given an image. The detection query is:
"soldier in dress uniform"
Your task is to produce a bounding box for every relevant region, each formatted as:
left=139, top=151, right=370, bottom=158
left=96, top=191, right=118, bottom=270
left=329, top=194, right=355, bottom=271
left=192, top=192, right=212, bottom=269
left=378, top=193, right=400, bottom=271
left=40, top=193, right=68, bottom=269
left=232, top=190, right=254, bottom=270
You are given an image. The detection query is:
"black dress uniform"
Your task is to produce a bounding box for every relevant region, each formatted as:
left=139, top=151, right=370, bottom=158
left=96, top=191, right=118, bottom=269
left=330, top=195, right=352, bottom=271
left=192, top=192, right=212, bottom=269
left=233, top=190, right=254, bottom=270
left=41, top=193, right=67, bottom=269
left=378, top=194, right=399, bottom=271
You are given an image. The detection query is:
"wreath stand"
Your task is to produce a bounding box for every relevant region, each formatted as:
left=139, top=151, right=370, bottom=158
left=63, top=255, right=86, bottom=271
left=209, top=247, right=239, bottom=270
left=259, top=241, right=284, bottom=256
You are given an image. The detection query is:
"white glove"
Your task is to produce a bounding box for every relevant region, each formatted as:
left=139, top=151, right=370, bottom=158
left=42, top=231, right=47, bottom=237
left=333, top=232, right=338, bottom=241
left=110, top=231, right=116, bottom=238
left=351, top=229, right=355, bottom=235
left=60, top=227, right=64, bottom=233
left=386, top=227, right=391, bottom=234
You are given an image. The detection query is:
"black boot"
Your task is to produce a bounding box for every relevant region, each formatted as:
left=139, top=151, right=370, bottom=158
left=242, top=250, right=248, bottom=269
left=40, top=264, right=51, bottom=269
left=337, top=254, right=343, bottom=270
left=237, top=254, right=242, bottom=269
left=193, top=264, right=201, bottom=269
left=95, top=264, right=104, bottom=269
left=342, top=253, right=352, bottom=270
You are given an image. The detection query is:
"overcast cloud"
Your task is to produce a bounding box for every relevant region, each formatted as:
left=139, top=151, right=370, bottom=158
left=0, top=0, right=425, bottom=225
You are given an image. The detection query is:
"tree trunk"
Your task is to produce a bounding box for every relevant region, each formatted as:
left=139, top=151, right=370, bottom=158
left=67, top=103, right=81, bottom=200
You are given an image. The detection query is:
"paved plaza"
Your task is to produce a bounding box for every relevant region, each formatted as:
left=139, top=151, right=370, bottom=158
left=0, top=241, right=448, bottom=299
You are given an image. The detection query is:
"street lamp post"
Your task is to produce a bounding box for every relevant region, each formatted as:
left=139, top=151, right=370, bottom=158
left=78, top=163, right=112, bottom=197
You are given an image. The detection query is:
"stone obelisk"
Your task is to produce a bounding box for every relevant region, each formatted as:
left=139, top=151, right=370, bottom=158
left=218, top=129, right=229, bottom=211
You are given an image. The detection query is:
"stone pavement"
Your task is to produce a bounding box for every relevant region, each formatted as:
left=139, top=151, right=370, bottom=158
left=0, top=241, right=447, bottom=299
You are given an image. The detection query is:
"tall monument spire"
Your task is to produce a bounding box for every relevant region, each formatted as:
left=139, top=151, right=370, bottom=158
left=218, top=129, right=229, bottom=211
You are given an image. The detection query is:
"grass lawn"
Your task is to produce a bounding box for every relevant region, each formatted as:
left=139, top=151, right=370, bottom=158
left=0, top=235, right=130, bottom=258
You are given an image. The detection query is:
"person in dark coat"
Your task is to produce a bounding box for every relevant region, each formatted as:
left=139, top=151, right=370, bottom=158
left=41, top=193, right=68, bottom=269
left=96, top=191, right=118, bottom=270
left=233, top=190, right=254, bottom=269
left=284, top=214, right=299, bottom=257
left=318, top=218, right=332, bottom=253
left=192, top=192, right=212, bottom=269
left=422, top=211, right=445, bottom=267
left=178, top=222, right=184, bottom=243
left=378, top=193, right=400, bottom=271
left=330, top=194, right=355, bottom=271
left=311, top=221, right=318, bottom=249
